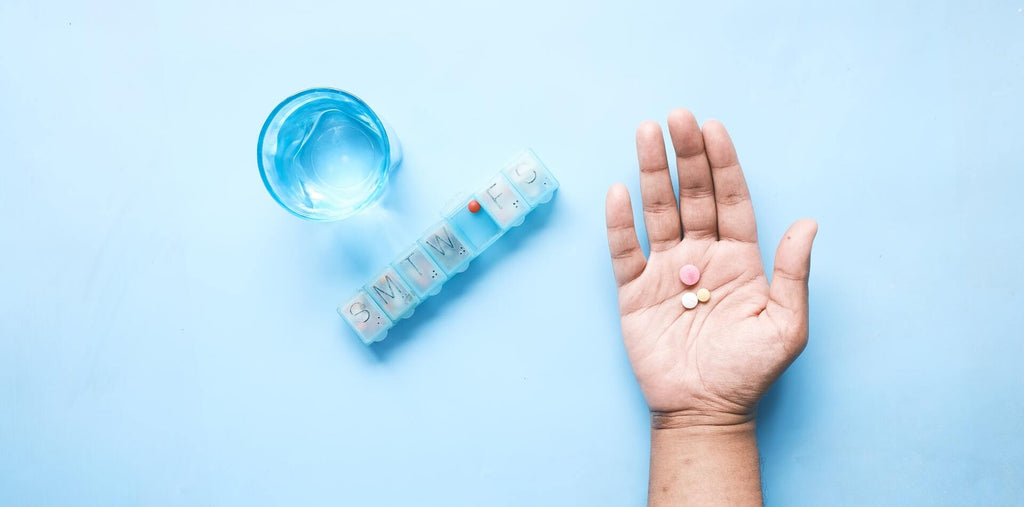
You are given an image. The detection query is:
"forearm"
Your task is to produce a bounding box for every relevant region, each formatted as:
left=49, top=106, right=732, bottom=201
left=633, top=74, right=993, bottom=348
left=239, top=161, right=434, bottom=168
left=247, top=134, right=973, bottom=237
left=648, top=417, right=762, bottom=506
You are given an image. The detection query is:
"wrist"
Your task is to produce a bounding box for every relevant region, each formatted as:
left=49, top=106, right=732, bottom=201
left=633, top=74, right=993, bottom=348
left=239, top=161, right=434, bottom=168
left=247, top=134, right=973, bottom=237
left=648, top=412, right=762, bottom=506
left=650, top=408, right=754, bottom=432
left=650, top=416, right=757, bottom=447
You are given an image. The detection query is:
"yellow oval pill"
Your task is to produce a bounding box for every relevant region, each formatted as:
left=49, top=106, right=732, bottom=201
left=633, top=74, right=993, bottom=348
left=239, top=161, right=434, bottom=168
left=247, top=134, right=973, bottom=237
left=696, top=288, right=711, bottom=303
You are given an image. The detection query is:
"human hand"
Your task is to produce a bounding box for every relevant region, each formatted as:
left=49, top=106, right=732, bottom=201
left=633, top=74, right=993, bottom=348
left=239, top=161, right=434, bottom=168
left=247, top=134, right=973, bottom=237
left=605, top=109, right=817, bottom=430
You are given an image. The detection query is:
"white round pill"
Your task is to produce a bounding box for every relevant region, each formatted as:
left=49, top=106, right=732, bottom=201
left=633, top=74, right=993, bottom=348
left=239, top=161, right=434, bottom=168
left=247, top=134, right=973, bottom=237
left=681, top=292, right=698, bottom=309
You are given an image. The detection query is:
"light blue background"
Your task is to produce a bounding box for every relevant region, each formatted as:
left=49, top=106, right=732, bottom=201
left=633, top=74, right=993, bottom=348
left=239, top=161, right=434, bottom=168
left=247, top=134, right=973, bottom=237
left=2, top=1, right=1022, bottom=505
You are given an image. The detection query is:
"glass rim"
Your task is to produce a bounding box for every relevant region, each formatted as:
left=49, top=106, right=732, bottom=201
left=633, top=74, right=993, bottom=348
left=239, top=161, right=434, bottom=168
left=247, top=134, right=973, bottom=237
left=257, top=87, right=393, bottom=221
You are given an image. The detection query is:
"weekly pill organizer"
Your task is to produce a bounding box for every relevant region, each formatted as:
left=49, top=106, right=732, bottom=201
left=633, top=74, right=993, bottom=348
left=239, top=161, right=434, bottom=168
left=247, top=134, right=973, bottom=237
left=338, top=149, right=558, bottom=344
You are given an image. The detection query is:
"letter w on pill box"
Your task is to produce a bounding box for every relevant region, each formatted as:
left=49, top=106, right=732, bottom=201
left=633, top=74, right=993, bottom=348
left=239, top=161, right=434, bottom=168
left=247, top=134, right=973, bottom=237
left=338, top=149, right=558, bottom=344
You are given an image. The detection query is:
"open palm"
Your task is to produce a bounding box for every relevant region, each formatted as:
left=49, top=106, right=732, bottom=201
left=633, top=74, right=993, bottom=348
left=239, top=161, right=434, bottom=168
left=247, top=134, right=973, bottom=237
left=606, top=109, right=817, bottom=427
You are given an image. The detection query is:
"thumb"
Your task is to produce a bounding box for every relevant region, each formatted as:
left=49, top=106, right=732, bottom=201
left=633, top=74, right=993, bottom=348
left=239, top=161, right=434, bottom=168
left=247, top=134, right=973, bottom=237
left=768, top=219, right=818, bottom=324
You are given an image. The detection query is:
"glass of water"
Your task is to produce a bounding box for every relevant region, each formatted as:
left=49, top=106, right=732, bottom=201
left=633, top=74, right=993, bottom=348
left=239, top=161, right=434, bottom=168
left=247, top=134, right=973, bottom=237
left=258, top=88, right=402, bottom=221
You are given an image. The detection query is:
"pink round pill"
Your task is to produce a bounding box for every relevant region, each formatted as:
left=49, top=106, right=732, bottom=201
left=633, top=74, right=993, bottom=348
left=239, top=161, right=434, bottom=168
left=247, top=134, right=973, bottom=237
left=679, top=264, right=700, bottom=286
